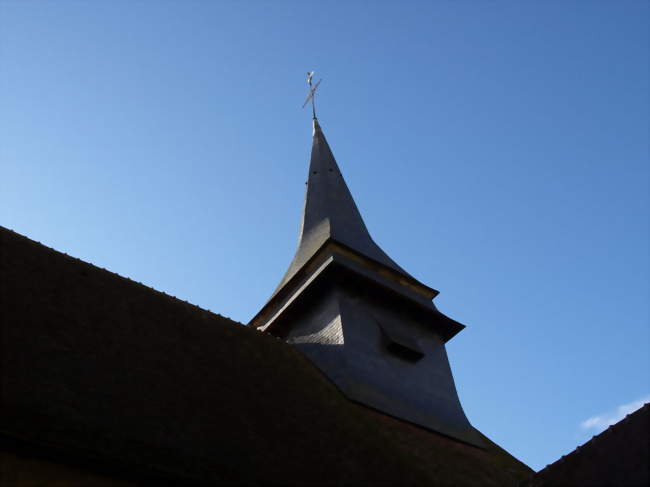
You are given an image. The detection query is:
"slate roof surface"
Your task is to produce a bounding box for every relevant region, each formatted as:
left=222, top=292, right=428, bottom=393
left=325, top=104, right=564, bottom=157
left=272, top=119, right=416, bottom=299
left=524, top=403, right=649, bottom=487
left=0, top=226, right=532, bottom=485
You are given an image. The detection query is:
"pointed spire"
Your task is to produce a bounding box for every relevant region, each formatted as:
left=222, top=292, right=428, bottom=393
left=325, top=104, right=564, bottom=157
left=250, top=115, right=476, bottom=448
left=272, top=119, right=411, bottom=296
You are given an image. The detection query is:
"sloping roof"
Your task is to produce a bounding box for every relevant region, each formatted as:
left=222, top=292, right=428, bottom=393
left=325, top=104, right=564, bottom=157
left=524, top=403, right=649, bottom=487
left=272, top=119, right=415, bottom=299
left=0, top=226, right=532, bottom=485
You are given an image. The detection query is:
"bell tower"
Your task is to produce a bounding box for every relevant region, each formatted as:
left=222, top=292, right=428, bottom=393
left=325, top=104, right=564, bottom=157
left=250, top=116, right=482, bottom=447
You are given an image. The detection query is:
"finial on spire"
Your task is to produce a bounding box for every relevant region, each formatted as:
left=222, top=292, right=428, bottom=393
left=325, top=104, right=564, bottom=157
left=302, top=71, right=322, bottom=120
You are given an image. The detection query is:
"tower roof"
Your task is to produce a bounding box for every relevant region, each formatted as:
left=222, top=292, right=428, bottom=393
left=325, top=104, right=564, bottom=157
left=272, top=119, right=413, bottom=297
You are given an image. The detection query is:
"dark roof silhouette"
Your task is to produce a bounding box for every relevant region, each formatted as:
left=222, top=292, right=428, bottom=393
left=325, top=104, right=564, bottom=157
left=524, top=403, right=649, bottom=487
left=0, top=226, right=532, bottom=485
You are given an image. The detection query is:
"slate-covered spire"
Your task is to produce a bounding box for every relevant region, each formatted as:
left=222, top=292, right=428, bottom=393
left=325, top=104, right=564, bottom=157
left=273, top=118, right=411, bottom=296
left=250, top=115, right=476, bottom=447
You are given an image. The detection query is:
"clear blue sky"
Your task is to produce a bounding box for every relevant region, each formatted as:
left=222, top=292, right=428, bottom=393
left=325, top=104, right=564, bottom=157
left=1, top=0, right=648, bottom=472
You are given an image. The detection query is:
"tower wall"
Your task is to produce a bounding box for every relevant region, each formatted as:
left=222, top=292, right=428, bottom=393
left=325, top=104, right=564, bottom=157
left=284, top=282, right=481, bottom=446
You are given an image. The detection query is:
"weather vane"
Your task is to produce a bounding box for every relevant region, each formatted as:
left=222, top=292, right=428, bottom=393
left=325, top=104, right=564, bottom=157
left=302, top=71, right=322, bottom=120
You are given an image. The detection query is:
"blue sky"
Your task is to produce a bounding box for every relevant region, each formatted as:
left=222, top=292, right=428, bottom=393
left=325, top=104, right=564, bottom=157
left=1, top=0, right=648, bottom=471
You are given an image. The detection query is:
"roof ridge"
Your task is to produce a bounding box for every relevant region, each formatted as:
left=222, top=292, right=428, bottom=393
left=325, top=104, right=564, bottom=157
left=0, top=225, right=243, bottom=327
left=532, top=401, right=649, bottom=476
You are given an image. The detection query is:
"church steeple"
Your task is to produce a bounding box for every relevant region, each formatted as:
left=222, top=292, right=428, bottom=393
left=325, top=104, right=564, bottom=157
left=272, top=119, right=412, bottom=297
left=250, top=88, right=480, bottom=447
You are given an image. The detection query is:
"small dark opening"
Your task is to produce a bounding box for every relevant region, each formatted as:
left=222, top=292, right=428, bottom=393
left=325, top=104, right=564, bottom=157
left=387, top=341, right=424, bottom=362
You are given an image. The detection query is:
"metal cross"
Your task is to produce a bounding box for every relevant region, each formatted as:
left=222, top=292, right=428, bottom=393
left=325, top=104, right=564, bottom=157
left=302, top=71, right=322, bottom=119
